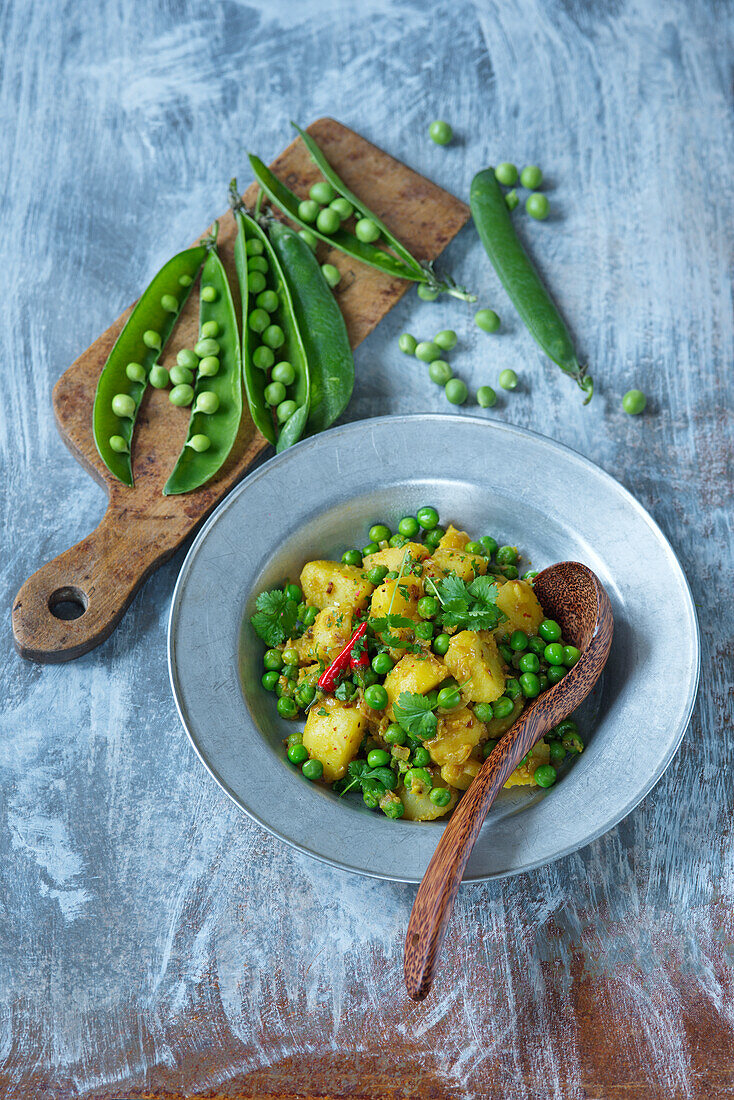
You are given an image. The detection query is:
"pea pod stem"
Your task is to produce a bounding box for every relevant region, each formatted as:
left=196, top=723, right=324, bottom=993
left=470, top=167, right=592, bottom=403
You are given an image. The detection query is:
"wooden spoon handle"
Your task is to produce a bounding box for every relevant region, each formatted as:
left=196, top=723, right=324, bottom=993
left=404, top=703, right=549, bottom=1002
left=11, top=505, right=179, bottom=662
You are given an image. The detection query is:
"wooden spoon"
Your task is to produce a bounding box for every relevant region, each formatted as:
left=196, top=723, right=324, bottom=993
left=403, top=561, right=613, bottom=1001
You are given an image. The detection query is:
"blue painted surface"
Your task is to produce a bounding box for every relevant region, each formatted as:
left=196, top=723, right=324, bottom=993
left=1, top=1, right=732, bottom=1096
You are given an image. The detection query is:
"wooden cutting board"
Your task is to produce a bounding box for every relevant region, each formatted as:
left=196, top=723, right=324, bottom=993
left=12, top=118, right=469, bottom=663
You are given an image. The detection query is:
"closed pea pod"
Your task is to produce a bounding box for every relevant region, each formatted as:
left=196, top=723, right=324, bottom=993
left=92, top=242, right=208, bottom=485
left=163, top=241, right=243, bottom=495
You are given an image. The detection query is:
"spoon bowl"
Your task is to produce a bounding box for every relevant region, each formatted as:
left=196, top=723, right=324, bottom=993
left=403, top=561, right=613, bottom=1001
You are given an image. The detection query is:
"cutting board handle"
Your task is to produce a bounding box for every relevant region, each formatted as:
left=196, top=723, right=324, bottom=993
left=11, top=506, right=175, bottom=662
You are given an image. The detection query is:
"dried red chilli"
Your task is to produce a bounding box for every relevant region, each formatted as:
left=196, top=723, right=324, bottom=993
left=318, top=622, right=368, bottom=692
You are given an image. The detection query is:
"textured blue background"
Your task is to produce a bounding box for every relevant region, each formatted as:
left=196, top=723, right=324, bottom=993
left=2, top=1, right=732, bottom=1097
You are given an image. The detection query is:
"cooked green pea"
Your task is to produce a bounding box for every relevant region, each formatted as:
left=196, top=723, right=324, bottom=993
left=245, top=238, right=264, bottom=256
left=498, top=643, right=514, bottom=663
left=418, top=284, right=439, bottom=301
left=109, top=435, right=129, bottom=453
left=366, top=748, right=390, bottom=769
left=111, top=394, right=136, bottom=418
left=302, top=758, right=323, bottom=780
left=302, top=606, right=318, bottom=626
left=125, top=362, right=146, bottom=384
left=362, top=543, right=379, bottom=558
left=398, top=516, right=420, bottom=538
left=252, top=346, right=274, bottom=370
left=342, top=549, right=362, bottom=566
left=526, top=193, right=549, bottom=220
left=429, top=786, right=451, bottom=807
left=429, top=360, right=452, bottom=385
left=428, top=119, right=453, bottom=145
left=281, top=645, right=299, bottom=665
left=398, top=333, right=418, bottom=355
left=263, top=381, right=286, bottom=406
left=622, top=389, right=647, bottom=415
left=194, top=337, right=220, bottom=357
left=544, top=642, right=565, bottom=665
left=496, top=545, right=518, bottom=565
left=298, top=199, right=319, bottom=223
left=465, top=541, right=483, bottom=554
left=169, top=384, right=194, bottom=407
left=329, top=196, right=353, bottom=220
left=417, top=595, right=438, bottom=619
left=519, top=652, right=540, bottom=673
left=309, top=180, right=336, bottom=204
left=519, top=672, right=540, bottom=698
left=384, top=724, right=406, bottom=745
left=424, top=526, right=445, bottom=548
left=355, top=217, right=380, bottom=243
left=548, top=741, right=566, bottom=764
left=262, top=671, right=279, bottom=691
left=510, top=630, right=528, bottom=651
left=256, top=290, right=279, bottom=313
left=316, top=207, right=340, bottom=234
left=364, top=684, right=388, bottom=710
left=503, top=566, right=519, bottom=580
left=520, top=165, right=543, bottom=190
left=248, top=271, right=267, bottom=294
left=406, top=767, right=433, bottom=791
left=143, top=329, right=161, bottom=349
left=562, top=645, right=580, bottom=667
left=410, top=746, right=430, bottom=768
left=367, top=565, right=388, bottom=585
left=495, top=162, right=518, bottom=186
left=528, top=636, right=546, bottom=656
left=263, top=648, right=283, bottom=671
left=178, top=274, right=193, bottom=287
left=504, top=676, right=521, bottom=699
left=477, top=385, right=497, bottom=408
left=287, top=743, right=308, bottom=765
left=538, top=619, right=561, bottom=641
left=416, top=506, right=439, bottom=530
left=201, top=285, right=217, bottom=302
left=149, top=365, right=169, bottom=389
left=437, top=686, right=461, bottom=710
left=277, top=696, right=297, bottom=719
left=547, top=665, right=566, bottom=684
left=473, top=703, right=493, bottom=723
left=482, top=739, right=499, bottom=759
left=434, top=330, right=458, bottom=351
left=371, top=652, right=394, bottom=676
left=522, top=569, right=539, bottom=581
left=534, top=764, right=556, bottom=788
left=321, top=263, right=341, bottom=287
left=480, top=536, right=498, bottom=557
left=248, top=309, right=270, bottom=334
left=445, top=378, right=468, bottom=405
left=248, top=256, right=269, bottom=273
left=194, top=391, right=219, bottom=415
left=505, top=189, right=519, bottom=211
left=169, top=365, right=193, bottom=386
left=198, top=355, right=220, bottom=377
left=499, top=369, right=518, bottom=390
left=414, top=621, right=433, bottom=640
left=388, top=534, right=406, bottom=549
left=369, top=524, right=391, bottom=543
left=432, top=633, right=450, bottom=656
left=493, top=696, right=514, bottom=718
left=271, top=361, right=295, bottom=386
left=298, top=229, right=318, bottom=252
left=263, top=324, right=285, bottom=349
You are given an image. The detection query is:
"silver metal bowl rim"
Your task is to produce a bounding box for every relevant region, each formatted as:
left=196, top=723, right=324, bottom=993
left=168, top=413, right=700, bottom=883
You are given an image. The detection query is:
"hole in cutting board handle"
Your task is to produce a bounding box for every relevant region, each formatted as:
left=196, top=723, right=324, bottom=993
left=48, top=586, right=88, bottom=621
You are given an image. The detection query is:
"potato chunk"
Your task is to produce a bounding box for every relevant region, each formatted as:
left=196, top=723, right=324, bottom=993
left=300, top=561, right=373, bottom=612
left=426, top=707, right=484, bottom=766
left=383, top=651, right=447, bottom=719
left=430, top=547, right=487, bottom=582
left=443, top=630, right=505, bottom=703
left=494, top=579, right=544, bottom=636
left=504, top=740, right=550, bottom=787
left=400, top=777, right=457, bottom=820
left=368, top=576, right=423, bottom=653
left=485, top=695, right=524, bottom=737
left=440, top=757, right=482, bottom=790
left=364, top=542, right=428, bottom=572
left=438, top=524, right=470, bottom=550
left=302, top=697, right=366, bottom=782
left=298, top=605, right=352, bottom=664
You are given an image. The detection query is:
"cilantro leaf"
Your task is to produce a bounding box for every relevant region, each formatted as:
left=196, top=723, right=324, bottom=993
left=250, top=589, right=298, bottom=646
left=428, top=573, right=506, bottom=633
left=393, top=692, right=438, bottom=741
left=368, top=614, right=415, bottom=633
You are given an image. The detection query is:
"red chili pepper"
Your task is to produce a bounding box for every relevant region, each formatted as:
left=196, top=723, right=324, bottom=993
left=318, top=622, right=368, bottom=693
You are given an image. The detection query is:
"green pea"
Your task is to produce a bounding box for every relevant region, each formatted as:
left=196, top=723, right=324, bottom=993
left=252, top=346, right=274, bottom=371
left=367, top=565, right=388, bottom=585
left=287, top=743, right=308, bottom=765
left=416, top=506, right=439, bottom=530
left=298, top=229, right=318, bottom=252
left=539, top=619, right=561, bottom=641
left=465, top=541, right=483, bottom=554
left=329, top=196, right=353, bottom=220
left=276, top=400, right=297, bottom=424
left=176, top=349, right=199, bottom=370
left=302, top=606, right=318, bottom=626
left=504, top=677, right=521, bottom=699
left=184, top=433, right=210, bottom=453
left=495, top=162, right=518, bottom=186
left=414, top=621, right=434, bottom=640
left=383, top=799, right=404, bottom=819
left=178, top=274, right=193, bottom=287
left=445, top=378, right=468, bottom=405
left=143, top=329, right=161, bottom=349
left=364, top=684, right=388, bottom=710
left=295, top=683, right=316, bottom=708
left=429, top=360, right=453, bottom=385
left=316, top=207, right=340, bottom=234
left=482, top=739, right=499, bottom=759
left=410, top=746, right=430, bottom=767
left=109, top=435, right=129, bottom=453
left=362, top=782, right=383, bottom=809
left=309, top=180, right=336, bottom=204
left=522, top=570, right=539, bottom=581
left=367, top=748, right=390, bottom=768
left=563, top=645, right=580, bottom=667
left=505, top=189, right=519, bottom=211
left=398, top=516, right=420, bottom=538
left=302, top=758, right=324, bottom=781
left=496, top=545, right=518, bottom=565
left=198, top=355, right=220, bottom=377
left=111, top=394, right=136, bottom=418
left=245, top=238, right=264, bottom=256
left=248, top=256, right=269, bottom=273
left=528, top=636, right=546, bottom=656
left=248, top=309, right=270, bottom=334
left=534, top=764, right=556, bottom=788
left=434, top=330, right=457, bottom=351
left=437, top=686, right=461, bottom=710
left=493, top=696, right=514, bottom=718
left=475, top=308, right=500, bottom=333
left=526, top=193, right=549, bottom=220
left=519, top=652, right=540, bottom=673
left=159, top=293, right=178, bottom=313
left=270, top=361, right=295, bottom=386
left=499, top=369, right=518, bottom=390
left=520, top=165, right=543, bottom=190
left=263, top=649, right=282, bottom=671
left=384, top=724, right=406, bottom=745
left=398, top=333, right=418, bottom=355
left=622, top=389, right=647, bottom=415
left=277, top=696, right=297, bottom=719
left=341, top=549, right=362, bottom=566
left=429, top=786, right=452, bottom=808
left=362, top=543, right=379, bottom=558
left=547, top=665, right=566, bottom=684
left=125, top=362, right=146, bottom=383
left=262, top=671, right=279, bottom=691
left=149, top=365, right=169, bottom=389
left=477, top=385, right=497, bottom=408
left=424, top=526, right=444, bottom=548
left=264, top=381, right=286, bottom=406
left=406, top=767, right=433, bottom=791
left=433, top=633, right=450, bottom=656
left=418, top=284, right=439, bottom=301
left=169, top=384, right=194, bottom=407
left=248, top=271, right=267, bottom=294
left=544, top=642, right=565, bottom=665
left=499, top=643, right=514, bottom=663
left=473, top=703, right=494, bottom=723
left=286, top=731, right=304, bottom=748
left=356, top=668, right=379, bottom=689
left=194, top=337, right=220, bottom=357
left=369, top=524, right=391, bottom=543
left=263, top=325, right=285, bottom=349
left=555, top=720, right=578, bottom=739
left=480, top=536, right=498, bottom=558
left=355, top=217, right=380, bottom=243
left=372, top=652, right=394, bottom=676
left=256, top=290, right=280, bottom=313
left=507, top=630, right=526, bottom=652
left=201, top=285, right=218, bottom=302
left=519, top=672, right=540, bottom=698
left=321, top=263, right=341, bottom=288
left=169, top=365, right=193, bottom=386
left=282, top=646, right=299, bottom=665
left=548, top=741, right=566, bottom=765
left=298, top=199, right=319, bottom=223
left=417, top=595, right=438, bottom=619
left=428, top=119, right=453, bottom=145
left=388, top=533, right=406, bottom=548
left=194, top=391, right=219, bottom=415
left=415, top=341, right=441, bottom=363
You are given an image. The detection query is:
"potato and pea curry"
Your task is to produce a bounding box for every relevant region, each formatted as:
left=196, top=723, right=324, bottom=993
left=250, top=507, right=584, bottom=821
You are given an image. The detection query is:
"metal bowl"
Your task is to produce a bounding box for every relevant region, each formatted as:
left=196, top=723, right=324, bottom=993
left=168, top=415, right=699, bottom=882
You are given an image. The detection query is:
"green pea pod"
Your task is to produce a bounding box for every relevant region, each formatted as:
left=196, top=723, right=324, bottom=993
left=267, top=219, right=354, bottom=436
left=93, top=245, right=207, bottom=484
left=292, top=122, right=425, bottom=277
left=232, top=199, right=310, bottom=452
left=470, top=168, right=593, bottom=403
left=163, top=247, right=242, bottom=494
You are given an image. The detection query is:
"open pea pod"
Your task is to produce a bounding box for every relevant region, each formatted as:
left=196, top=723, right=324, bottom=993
left=232, top=198, right=310, bottom=452
left=163, top=247, right=243, bottom=495
left=93, top=245, right=207, bottom=485
left=267, top=218, right=354, bottom=436
left=291, top=122, right=425, bottom=277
